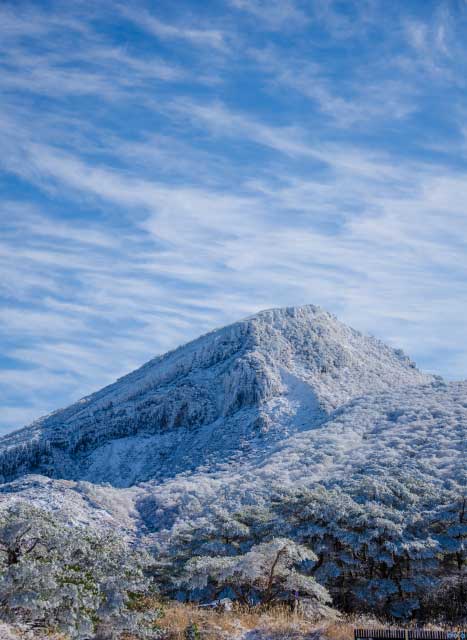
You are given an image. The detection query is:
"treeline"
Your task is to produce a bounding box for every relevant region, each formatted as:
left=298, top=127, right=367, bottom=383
left=0, top=504, right=331, bottom=639
left=0, top=471, right=465, bottom=639
left=157, top=472, right=466, bottom=622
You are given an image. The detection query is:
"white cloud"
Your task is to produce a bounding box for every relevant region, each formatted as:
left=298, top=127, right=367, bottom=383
left=172, top=99, right=325, bottom=158
left=247, top=47, right=416, bottom=127
left=228, top=0, right=308, bottom=30
left=120, top=5, right=228, bottom=50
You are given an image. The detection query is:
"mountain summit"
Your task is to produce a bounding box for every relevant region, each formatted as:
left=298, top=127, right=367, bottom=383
left=0, top=305, right=431, bottom=487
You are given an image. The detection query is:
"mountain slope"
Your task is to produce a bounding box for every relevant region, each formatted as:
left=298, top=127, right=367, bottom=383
left=0, top=305, right=431, bottom=487
left=0, top=378, right=464, bottom=541
left=0, top=306, right=467, bottom=622
left=0, top=305, right=464, bottom=621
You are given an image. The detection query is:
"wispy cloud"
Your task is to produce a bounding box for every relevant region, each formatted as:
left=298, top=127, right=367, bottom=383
left=228, top=0, right=308, bottom=30
left=172, top=99, right=324, bottom=158
left=120, top=5, right=228, bottom=50
left=247, top=46, right=417, bottom=128
left=1, top=0, right=467, bottom=433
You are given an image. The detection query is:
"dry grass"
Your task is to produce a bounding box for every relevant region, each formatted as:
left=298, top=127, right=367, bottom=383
left=322, top=616, right=385, bottom=640
left=323, top=620, right=355, bottom=640
left=156, top=604, right=448, bottom=640
left=158, top=601, right=348, bottom=639
left=2, top=605, right=459, bottom=640
left=159, top=601, right=248, bottom=638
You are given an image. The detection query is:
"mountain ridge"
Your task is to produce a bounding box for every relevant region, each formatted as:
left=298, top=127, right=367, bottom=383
left=0, top=305, right=433, bottom=487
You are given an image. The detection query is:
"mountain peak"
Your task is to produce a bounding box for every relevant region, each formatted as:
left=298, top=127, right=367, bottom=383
left=243, top=303, right=323, bottom=321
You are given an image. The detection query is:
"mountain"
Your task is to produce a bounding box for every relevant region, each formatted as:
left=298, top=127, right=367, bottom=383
left=0, top=305, right=431, bottom=488
left=1, top=304, right=465, bottom=620
left=0, top=304, right=464, bottom=536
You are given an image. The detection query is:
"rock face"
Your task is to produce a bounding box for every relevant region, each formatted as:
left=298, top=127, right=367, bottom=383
left=0, top=306, right=431, bottom=487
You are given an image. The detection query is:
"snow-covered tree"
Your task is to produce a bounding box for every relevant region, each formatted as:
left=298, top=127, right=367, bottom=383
left=264, top=476, right=467, bottom=621
left=0, top=503, right=162, bottom=639
left=179, top=537, right=330, bottom=607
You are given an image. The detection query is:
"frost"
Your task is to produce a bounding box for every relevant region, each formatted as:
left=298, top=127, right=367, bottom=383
left=0, top=305, right=432, bottom=486
left=0, top=305, right=464, bottom=621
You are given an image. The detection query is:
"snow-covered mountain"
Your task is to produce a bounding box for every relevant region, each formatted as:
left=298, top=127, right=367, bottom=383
left=0, top=304, right=464, bottom=540
left=1, top=304, right=464, bottom=621
left=0, top=305, right=430, bottom=487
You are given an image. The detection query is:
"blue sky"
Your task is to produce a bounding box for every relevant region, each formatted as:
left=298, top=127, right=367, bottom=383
left=1, top=0, right=467, bottom=434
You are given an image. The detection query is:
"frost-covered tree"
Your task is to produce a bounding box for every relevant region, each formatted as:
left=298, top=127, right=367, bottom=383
left=420, top=482, right=466, bottom=621
left=0, top=503, right=162, bottom=639
left=179, top=537, right=330, bottom=608
left=151, top=507, right=253, bottom=599
left=264, top=476, right=466, bottom=621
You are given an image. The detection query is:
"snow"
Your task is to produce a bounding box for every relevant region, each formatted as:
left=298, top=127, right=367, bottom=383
left=0, top=304, right=463, bottom=548
left=0, top=305, right=432, bottom=486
